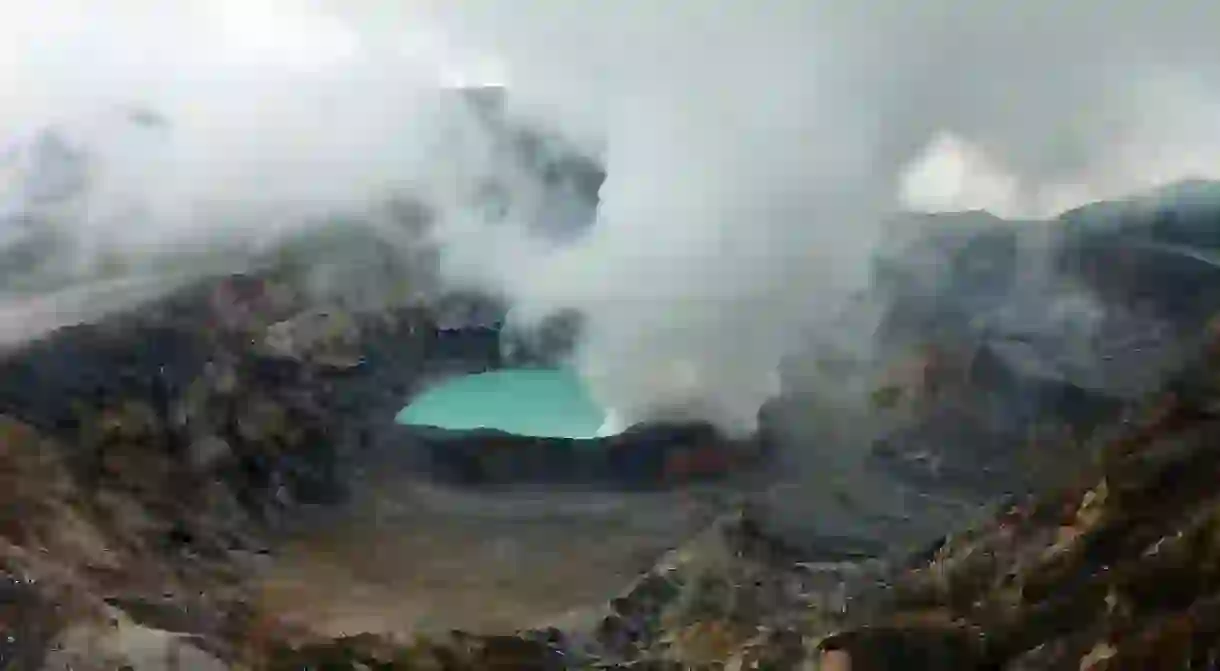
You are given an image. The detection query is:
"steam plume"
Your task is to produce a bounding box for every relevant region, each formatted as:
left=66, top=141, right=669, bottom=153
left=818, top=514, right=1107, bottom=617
left=6, top=1, right=1220, bottom=434
left=398, top=0, right=1220, bottom=434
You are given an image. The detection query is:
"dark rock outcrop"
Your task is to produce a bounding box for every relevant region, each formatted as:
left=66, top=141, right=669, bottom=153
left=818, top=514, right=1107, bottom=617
left=0, top=273, right=432, bottom=518
left=390, top=421, right=766, bottom=490
left=0, top=267, right=764, bottom=527
left=867, top=181, right=1220, bottom=504
left=816, top=334, right=1220, bottom=669
left=5, top=181, right=1220, bottom=668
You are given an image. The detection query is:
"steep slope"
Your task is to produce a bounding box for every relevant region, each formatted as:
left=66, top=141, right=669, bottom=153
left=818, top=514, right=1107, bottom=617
left=816, top=332, right=1220, bottom=669
left=3, top=175, right=1220, bottom=667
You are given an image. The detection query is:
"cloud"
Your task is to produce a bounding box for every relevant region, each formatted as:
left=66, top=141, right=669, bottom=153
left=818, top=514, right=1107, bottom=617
left=388, top=0, right=1220, bottom=433
left=6, top=0, right=1220, bottom=435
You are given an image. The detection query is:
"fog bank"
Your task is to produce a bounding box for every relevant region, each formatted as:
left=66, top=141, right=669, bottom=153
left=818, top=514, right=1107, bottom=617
left=6, top=1, right=1220, bottom=434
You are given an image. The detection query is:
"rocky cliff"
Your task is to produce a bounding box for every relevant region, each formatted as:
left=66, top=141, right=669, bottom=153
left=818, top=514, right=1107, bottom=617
left=3, top=183, right=1220, bottom=668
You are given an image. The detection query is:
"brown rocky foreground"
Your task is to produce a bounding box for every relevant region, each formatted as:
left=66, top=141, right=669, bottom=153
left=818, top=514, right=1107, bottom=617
left=8, top=333, right=1220, bottom=670
left=3, top=270, right=1220, bottom=669
left=810, top=333, right=1220, bottom=670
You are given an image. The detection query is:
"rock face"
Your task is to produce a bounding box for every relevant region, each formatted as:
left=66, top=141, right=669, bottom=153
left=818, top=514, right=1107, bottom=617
left=4, top=183, right=1220, bottom=668
left=815, top=336, right=1220, bottom=670
left=0, top=261, right=767, bottom=521
left=390, top=421, right=766, bottom=490
left=270, top=324, right=1220, bottom=670
left=866, top=182, right=1220, bottom=505
left=0, top=272, right=453, bottom=520
left=0, top=268, right=767, bottom=669
left=0, top=413, right=259, bottom=670
left=1057, top=182, right=1220, bottom=336
left=500, top=308, right=585, bottom=367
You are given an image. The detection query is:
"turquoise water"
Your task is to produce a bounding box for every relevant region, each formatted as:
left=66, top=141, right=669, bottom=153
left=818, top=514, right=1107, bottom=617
left=395, top=368, right=609, bottom=439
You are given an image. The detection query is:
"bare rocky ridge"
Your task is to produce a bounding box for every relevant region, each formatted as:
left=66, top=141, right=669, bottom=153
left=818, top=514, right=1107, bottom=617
left=0, top=266, right=762, bottom=668
left=3, top=322, right=1219, bottom=669
left=3, top=183, right=1220, bottom=668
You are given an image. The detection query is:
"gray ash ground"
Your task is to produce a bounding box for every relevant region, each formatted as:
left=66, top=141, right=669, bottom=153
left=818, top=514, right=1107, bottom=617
left=257, top=480, right=728, bottom=636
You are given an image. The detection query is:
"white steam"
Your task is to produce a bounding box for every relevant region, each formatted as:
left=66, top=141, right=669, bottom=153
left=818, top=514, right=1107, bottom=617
left=5, top=1, right=1220, bottom=434
left=396, top=0, right=1220, bottom=435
